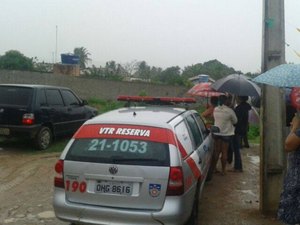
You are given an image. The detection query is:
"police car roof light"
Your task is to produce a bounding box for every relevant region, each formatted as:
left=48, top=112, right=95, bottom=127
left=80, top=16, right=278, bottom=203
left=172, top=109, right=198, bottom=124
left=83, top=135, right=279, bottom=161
left=117, top=95, right=196, bottom=104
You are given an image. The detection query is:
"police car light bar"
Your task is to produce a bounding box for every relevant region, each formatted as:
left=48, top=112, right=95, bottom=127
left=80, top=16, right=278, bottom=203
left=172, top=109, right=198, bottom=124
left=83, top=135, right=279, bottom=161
left=117, top=95, right=196, bottom=104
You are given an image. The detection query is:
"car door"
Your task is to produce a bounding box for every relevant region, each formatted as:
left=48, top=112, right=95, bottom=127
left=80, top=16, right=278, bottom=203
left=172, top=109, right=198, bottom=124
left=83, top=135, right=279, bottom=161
left=184, top=113, right=212, bottom=182
left=44, top=88, right=67, bottom=135
left=60, top=89, right=87, bottom=134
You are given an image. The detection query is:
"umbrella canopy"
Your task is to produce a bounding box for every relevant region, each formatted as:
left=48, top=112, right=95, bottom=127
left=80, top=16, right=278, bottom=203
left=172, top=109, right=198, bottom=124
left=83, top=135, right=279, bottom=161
left=211, top=74, right=261, bottom=97
left=187, top=82, right=223, bottom=97
left=252, top=64, right=300, bottom=87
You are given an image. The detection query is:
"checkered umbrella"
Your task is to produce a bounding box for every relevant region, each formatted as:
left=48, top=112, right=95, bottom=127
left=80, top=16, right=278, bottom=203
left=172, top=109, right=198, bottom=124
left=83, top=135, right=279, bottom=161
left=187, top=82, right=223, bottom=97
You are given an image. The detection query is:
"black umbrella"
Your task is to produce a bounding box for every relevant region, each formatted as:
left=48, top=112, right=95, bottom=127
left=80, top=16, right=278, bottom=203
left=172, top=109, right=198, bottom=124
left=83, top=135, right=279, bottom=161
left=211, top=74, right=261, bottom=97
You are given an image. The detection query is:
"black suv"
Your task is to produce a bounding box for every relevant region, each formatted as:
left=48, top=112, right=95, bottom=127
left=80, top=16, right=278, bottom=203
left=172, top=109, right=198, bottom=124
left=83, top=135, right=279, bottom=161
left=0, top=84, right=98, bottom=150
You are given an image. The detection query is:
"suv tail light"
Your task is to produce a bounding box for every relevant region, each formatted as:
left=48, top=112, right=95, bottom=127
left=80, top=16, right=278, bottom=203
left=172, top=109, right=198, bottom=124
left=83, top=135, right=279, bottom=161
left=54, top=160, right=64, bottom=188
left=166, top=166, right=184, bottom=196
left=22, top=113, right=35, bottom=125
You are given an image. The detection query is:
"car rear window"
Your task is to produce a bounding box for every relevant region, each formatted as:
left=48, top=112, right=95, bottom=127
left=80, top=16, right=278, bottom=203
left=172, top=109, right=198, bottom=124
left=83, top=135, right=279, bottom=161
left=0, top=86, right=33, bottom=106
left=65, top=138, right=170, bottom=166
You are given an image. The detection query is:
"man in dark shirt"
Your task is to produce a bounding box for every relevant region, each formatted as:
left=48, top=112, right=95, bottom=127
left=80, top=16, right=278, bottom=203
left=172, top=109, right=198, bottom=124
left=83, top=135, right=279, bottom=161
left=230, top=96, right=252, bottom=172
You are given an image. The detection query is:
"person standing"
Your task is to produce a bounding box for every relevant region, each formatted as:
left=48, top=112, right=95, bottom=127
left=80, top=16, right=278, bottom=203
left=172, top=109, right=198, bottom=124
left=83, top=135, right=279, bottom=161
left=235, top=96, right=252, bottom=148
left=201, top=96, right=219, bottom=128
left=211, top=95, right=237, bottom=175
left=277, top=115, right=300, bottom=225
left=231, top=96, right=251, bottom=172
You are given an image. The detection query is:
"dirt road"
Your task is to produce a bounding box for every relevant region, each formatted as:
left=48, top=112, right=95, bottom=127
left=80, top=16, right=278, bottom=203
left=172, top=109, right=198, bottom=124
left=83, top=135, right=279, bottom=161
left=0, top=145, right=284, bottom=225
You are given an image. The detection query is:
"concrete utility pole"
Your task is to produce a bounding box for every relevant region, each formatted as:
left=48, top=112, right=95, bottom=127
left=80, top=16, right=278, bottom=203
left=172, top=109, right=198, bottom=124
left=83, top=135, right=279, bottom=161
left=260, top=0, right=286, bottom=215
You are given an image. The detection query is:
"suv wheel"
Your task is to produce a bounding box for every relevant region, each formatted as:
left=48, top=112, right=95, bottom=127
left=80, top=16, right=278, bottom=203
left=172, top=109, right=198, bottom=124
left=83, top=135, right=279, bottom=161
left=35, top=126, right=52, bottom=150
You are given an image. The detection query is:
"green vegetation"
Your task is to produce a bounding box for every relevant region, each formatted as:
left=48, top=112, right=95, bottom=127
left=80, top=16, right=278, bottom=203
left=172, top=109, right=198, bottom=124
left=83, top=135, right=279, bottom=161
left=248, top=125, right=260, bottom=144
left=0, top=50, right=33, bottom=71
left=73, top=47, right=91, bottom=69
left=1, top=48, right=259, bottom=85
left=88, top=98, right=125, bottom=114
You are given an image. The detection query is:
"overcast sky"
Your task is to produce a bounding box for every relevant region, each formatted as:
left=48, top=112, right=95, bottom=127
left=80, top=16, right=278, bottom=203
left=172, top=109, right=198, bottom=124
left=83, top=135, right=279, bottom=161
left=0, top=0, right=299, bottom=73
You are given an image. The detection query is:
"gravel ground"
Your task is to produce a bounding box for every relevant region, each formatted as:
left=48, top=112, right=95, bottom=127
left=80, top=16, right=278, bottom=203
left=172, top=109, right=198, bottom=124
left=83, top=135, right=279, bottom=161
left=0, top=144, right=285, bottom=225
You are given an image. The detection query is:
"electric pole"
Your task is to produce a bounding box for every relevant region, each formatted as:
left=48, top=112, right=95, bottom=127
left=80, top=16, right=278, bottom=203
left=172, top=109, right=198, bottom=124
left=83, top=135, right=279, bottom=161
left=260, top=0, right=286, bottom=215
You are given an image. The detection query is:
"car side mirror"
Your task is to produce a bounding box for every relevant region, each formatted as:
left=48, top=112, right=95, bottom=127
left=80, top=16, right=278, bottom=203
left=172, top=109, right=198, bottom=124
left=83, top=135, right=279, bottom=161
left=81, top=99, right=88, bottom=106
left=209, top=125, right=220, bottom=134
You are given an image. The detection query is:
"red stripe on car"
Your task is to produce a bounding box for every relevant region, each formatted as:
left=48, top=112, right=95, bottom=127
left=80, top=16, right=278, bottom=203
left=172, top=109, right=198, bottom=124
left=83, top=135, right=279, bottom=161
left=176, top=139, right=188, bottom=158
left=73, top=124, right=177, bottom=144
left=186, top=157, right=202, bottom=180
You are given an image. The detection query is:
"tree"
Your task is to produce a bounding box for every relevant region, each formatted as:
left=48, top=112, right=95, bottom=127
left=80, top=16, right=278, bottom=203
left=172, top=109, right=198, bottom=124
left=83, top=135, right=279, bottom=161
left=157, top=66, right=186, bottom=85
left=135, top=61, right=151, bottom=80
left=0, top=50, right=33, bottom=71
left=73, top=47, right=91, bottom=69
left=181, top=59, right=240, bottom=81
left=104, top=61, right=124, bottom=81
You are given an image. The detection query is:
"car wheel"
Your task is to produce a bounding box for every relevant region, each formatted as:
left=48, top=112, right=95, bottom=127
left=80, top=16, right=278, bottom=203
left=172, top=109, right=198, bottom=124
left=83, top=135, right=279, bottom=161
left=35, top=126, right=52, bottom=150
left=185, top=183, right=200, bottom=225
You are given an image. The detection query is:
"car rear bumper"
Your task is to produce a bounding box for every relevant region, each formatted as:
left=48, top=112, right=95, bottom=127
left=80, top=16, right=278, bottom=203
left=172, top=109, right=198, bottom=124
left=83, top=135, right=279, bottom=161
left=0, top=124, right=41, bottom=138
left=53, top=188, right=190, bottom=225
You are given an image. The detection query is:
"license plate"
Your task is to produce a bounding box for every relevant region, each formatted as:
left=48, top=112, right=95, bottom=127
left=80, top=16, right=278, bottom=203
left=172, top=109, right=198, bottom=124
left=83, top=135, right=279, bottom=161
left=0, top=128, right=10, bottom=135
left=95, top=181, right=133, bottom=195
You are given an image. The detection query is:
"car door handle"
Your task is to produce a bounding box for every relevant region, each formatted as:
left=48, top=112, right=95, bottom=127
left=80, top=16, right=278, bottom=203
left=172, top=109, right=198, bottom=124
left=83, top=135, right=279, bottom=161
left=198, top=158, right=202, bottom=164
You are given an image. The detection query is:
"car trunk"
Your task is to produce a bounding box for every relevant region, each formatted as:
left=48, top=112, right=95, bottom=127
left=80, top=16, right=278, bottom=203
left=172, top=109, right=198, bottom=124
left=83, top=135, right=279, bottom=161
left=63, top=161, right=170, bottom=210
left=0, top=106, right=30, bottom=125
left=0, top=86, right=33, bottom=125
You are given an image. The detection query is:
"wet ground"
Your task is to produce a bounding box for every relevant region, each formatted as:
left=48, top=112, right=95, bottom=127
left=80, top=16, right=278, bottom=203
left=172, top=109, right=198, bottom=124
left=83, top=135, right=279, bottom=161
left=0, top=144, right=285, bottom=225
left=199, top=144, right=284, bottom=225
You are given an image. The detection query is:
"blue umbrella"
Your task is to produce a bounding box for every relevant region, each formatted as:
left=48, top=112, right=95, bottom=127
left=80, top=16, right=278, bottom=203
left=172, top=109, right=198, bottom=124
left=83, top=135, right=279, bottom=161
left=252, top=64, right=300, bottom=87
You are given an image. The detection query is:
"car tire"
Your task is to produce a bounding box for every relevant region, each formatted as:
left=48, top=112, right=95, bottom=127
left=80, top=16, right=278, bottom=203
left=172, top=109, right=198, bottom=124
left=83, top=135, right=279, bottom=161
left=185, top=183, right=200, bottom=225
left=35, top=126, right=52, bottom=150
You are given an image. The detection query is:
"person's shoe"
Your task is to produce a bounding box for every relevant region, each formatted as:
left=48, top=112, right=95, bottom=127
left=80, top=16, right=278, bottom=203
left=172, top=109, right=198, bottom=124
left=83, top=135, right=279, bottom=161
left=244, top=145, right=250, bottom=148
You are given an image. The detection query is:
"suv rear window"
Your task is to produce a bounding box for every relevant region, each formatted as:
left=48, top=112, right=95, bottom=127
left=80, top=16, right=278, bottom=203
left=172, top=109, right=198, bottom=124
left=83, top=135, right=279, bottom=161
left=65, top=138, right=170, bottom=166
left=0, top=86, right=33, bottom=106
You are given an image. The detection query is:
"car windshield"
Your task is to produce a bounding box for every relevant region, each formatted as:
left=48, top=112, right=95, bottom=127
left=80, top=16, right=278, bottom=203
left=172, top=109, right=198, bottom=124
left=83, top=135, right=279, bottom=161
left=0, top=86, right=33, bottom=106
left=65, top=138, right=170, bottom=166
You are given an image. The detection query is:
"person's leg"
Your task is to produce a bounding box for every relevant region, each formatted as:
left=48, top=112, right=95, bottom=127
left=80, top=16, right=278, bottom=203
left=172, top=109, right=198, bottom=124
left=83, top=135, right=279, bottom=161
left=233, top=134, right=243, bottom=171
left=220, top=139, right=229, bottom=175
left=211, top=137, right=222, bottom=173
left=227, top=138, right=233, bottom=164
left=243, top=134, right=250, bottom=148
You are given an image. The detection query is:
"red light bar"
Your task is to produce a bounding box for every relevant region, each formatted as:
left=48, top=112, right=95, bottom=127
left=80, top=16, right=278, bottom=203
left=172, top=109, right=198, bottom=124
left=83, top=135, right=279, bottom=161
left=117, top=95, right=155, bottom=102
left=117, top=95, right=196, bottom=104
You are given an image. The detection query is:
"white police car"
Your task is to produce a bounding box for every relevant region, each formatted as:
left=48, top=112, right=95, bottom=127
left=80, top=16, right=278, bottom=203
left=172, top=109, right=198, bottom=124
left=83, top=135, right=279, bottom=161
left=53, top=96, right=217, bottom=225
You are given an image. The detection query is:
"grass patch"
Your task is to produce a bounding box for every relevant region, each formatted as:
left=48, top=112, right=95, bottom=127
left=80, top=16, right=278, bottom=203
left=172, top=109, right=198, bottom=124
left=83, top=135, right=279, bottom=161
left=248, top=124, right=260, bottom=144
left=88, top=98, right=124, bottom=114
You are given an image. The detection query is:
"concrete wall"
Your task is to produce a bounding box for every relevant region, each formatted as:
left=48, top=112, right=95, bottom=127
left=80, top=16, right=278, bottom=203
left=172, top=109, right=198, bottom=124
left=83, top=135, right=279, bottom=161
left=0, top=70, right=189, bottom=100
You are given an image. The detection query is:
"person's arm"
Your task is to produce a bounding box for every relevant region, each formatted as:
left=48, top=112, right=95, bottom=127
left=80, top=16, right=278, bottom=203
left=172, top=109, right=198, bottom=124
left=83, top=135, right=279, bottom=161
left=230, top=108, right=238, bottom=125
left=201, top=107, right=213, bottom=118
left=285, top=115, right=300, bottom=152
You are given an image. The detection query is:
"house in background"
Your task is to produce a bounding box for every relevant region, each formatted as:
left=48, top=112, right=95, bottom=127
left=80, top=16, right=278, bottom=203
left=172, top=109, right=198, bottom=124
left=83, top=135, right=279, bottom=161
left=188, top=74, right=215, bottom=85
